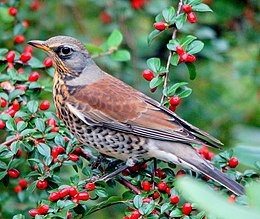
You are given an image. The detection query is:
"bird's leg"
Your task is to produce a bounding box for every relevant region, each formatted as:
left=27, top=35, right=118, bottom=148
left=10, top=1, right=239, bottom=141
left=99, top=164, right=129, bottom=182
left=152, top=158, right=157, bottom=189
left=90, top=153, right=108, bottom=172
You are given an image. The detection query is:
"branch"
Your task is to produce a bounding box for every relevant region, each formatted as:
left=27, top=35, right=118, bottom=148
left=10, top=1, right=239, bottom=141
left=0, top=135, right=20, bottom=147
left=117, top=177, right=142, bottom=195
left=160, top=0, right=183, bottom=104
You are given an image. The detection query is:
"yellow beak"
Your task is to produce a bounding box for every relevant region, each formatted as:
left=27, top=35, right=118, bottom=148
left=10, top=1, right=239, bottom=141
left=27, top=40, right=50, bottom=52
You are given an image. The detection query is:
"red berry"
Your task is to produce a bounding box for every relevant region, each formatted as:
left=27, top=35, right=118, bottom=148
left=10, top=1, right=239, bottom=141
left=130, top=210, right=141, bottom=219
left=141, top=181, right=151, bottom=192
left=123, top=217, right=130, bottom=219
left=24, top=46, right=33, bottom=54
left=6, top=108, right=16, bottom=117
left=69, top=186, right=78, bottom=197
left=131, top=0, right=146, bottom=9
left=186, top=54, right=196, bottom=62
left=150, top=87, right=157, bottom=93
left=29, top=209, right=38, bottom=217
left=49, top=191, right=60, bottom=202
left=179, top=53, right=188, bottom=63
left=19, top=179, right=28, bottom=188
left=176, top=169, right=186, bottom=177
left=67, top=211, right=72, bottom=219
left=38, top=204, right=49, bottom=215
left=207, top=152, right=215, bottom=161
left=158, top=181, right=167, bottom=191
left=228, top=157, right=239, bottom=168
left=12, top=99, right=20, bottom=111
left=64, top=136, right=70, bottom=142
left=0, top=120, right=5, bottom=129
left=36, top=179, right=48, bottom=190
left=7, top=62, right=14, bottom=69
left=153, top=191, right=160, bottom=199
left=187, top=12, right=197, bottom=23
left=6, top=51, right=16, bottom=62
left=17, top=68, right=25, bottom=74
left=8, top=7, right=18, bottom=16
left=14, top=35, right=25, bottom=44
left=169, top=96, right=181, bottom=106
left=43, top=57, right=53, bottom=67
left=142, top=197, right=151, bottom=203
left=59, top=188, right=70, bottom=198
left=85, top=183, right=95, bottom=191
left=78, top=192, right=90, bottom=201
left=69, top=154, right=79, bottom=162
left=176, top=46, right=184, bottom=55
left=39, top=100, right=50, bottom=110
left=165, top=187, right=171, bottom=195
left=51, top=127, right=59, bottom=132
left=7, top=169, right=20, bottom=178
left=47, top=118, right=56, bottom=127
left=170, top=195, right=180, bottom=204
left=182, top=4, right=192, bottom=13
left=154, top=22, right=167, bottom=31
left=228, top=194, right=236, bottom=203
left=1, top=98, right=7, bottom=107
left=31, top=0, right=41, bottom=11
left=142, top=69, right=154, bottom=81
left=57, top=146, right=66, bottom=154
left=169, top=105, right=176, bottom=112
left=71, top=196, right=79, bottom=204
left=182, top=202, right=192, bottom=215
left=28, top=71, right=39, bottom=82
left=16, top=85, right=27, bottom=92
left=100, top=11, right=112, bottom=24
left=22, top=20, right=29, bottom=28
left=14, top=185, right=22, bottom=193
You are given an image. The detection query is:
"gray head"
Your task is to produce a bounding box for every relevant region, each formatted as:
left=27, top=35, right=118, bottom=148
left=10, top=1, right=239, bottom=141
left=28, top=36, right=92, bottom=77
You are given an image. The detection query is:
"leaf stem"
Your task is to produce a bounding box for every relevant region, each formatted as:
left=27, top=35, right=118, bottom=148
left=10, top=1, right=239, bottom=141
left=160, top=0, right=183, bottom=104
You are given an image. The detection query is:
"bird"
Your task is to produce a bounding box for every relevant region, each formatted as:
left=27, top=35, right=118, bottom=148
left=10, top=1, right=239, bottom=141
left=28, top=36, right=244, bottom=195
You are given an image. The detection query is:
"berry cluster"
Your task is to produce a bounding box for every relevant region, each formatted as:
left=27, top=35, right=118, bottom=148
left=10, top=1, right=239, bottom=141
left=14, top=178, right=28, bottom=193
left=176, top=45, right=196, bottom=63
left=182, top=4, right=197, bottom=23
left=29, top=205, right=49, bottom=217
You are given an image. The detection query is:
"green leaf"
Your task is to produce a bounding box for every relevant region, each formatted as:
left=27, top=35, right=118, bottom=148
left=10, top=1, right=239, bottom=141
left=37, top=143, right=51, bottom=157
left=13, top=23, right=25, bottom=36
left=170, top=53, right=180, bottom=66
left=246, top=182, right=260, bottom=211
left=0, top=160, right=7, bottom=169
left=26, top=180, right=37, bottom=194
left=166, top=82, right=188, bottom=96
left=85, top=43, right=104, bottom=54
left=0, top=63, right=8, bottom=73
left=0, top=48, right=8, bottom=55
left=10, top=142, right=19, bottom=155
left=148, top=30, right=162, bottom=45
left=180, top=35, right=197, bottom=47
left=167, top=39, right=179, bottom=51
left=20, top=129, right=36, bottom=137
left=54, top=135, right=65, bottom=146
left=133, top=195, right=142, bottom=208
left=17, top=121, right=28, bottom=132
left=107, top=29, right=123, bottom=48
left=147, top=58, right=161, bottom=73
left=95, top=187, right=108, bottom=198
left=9, top=90, right=25, bottom=101
left=177, top=87, right=192, bottom=98
left=188, top=0, right=202, bottom=6
left=160, top=202, right=172, bottom=213
left=35, top=118, right=45, bottom=132
left=27, top=100, right=39, bottom=113
left=185, top=62, right=197, bottom=80
left=28, top=57, right=44, bottom=68
left=192, top=3, right=213, bottom=12
left=176, top=13, right=187, bottom=29
left=176, top=177, right=260, bottom=219
left=170, top=208, right=183, bottom=217
left=86, top=196, right=123, bottom=215
left=15, top=111, right=30, bottom=120
left=29, top=82, right=42, bottom=89
left=149, top=77, right=164, bottom=89
left=186, top=40, right=204, bottom=54
left=140, top=201, right=156, bottom=215
left=0, top=171, right=7, bottom=181
left=6, top=120, right=16, bottom=131
left=162, top=6, right=175, bottom=23
left=13, top=214, right=25, bottom=219
left=111, top=50, right=131, bottom=61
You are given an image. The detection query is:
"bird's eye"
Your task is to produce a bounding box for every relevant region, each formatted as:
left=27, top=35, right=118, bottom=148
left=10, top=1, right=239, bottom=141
left=60, top=47, right=72, bottom=55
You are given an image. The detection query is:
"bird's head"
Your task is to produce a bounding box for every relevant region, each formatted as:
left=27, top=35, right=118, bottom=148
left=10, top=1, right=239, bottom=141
left=28, top=36, right=92, bottom=78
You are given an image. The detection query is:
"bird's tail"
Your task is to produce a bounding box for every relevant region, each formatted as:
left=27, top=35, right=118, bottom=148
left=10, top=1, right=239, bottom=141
left=148, top=140, right=244, bottom=196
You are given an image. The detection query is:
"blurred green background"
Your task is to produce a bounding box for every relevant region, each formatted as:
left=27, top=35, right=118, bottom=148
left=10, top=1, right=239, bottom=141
left=0, top=0, right=259, bottom=218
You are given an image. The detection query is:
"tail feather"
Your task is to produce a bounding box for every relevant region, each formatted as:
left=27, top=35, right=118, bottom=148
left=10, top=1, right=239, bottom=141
left=148, top=140, right=244, bottom=196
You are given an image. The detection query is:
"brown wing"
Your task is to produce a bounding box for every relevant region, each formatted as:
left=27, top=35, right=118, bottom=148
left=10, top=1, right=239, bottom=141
left=67, top=74, right=223, bottom=149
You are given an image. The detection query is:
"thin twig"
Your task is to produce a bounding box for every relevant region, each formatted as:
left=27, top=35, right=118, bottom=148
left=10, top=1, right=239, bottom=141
left=0, top=135, right=20, bottom=147
left=160, top=0, right=183, bottom=104
left=117, top=177, right=142, bottom=195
